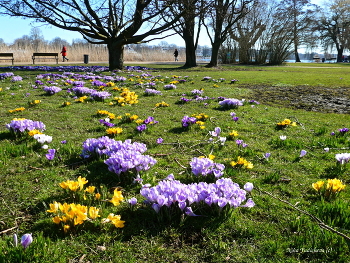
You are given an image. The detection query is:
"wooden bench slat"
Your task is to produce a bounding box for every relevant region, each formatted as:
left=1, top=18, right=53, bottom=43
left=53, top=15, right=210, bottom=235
left=32, top=53, right=59, bottom=64
left=0, top=53, right=14, bottom=65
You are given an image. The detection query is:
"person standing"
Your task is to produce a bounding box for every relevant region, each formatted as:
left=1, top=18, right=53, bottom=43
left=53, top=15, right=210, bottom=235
left=174, top=49, right=179, bottom=61
left=60, top=46, right=69, bottom=62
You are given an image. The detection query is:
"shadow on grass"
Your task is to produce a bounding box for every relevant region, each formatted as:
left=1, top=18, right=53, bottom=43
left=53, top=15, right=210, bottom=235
left=322, top=164, right=347, bottom=179
left=0, top=131, right=15, bottom=141
left=168, top=126, right=189, bottom=134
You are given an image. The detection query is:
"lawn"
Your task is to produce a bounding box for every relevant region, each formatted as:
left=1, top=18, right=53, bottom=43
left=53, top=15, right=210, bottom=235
left=0, top=63, right=349, bottom=263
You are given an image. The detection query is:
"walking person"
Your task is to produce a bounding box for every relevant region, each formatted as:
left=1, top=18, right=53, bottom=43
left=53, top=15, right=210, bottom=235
left=174, top=49, right=179, bottom=61
left=60, top=46, right=69, bottom=62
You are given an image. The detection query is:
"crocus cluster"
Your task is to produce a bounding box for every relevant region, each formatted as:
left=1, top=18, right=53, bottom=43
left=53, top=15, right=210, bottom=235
left=0, top=72, right=14, bottom=80
left=276, top=118, right=297, bottom=128
left=90, top=91, right=112, bottom=101
left=43, top=86, right=62, bottom=95
left=230, top=156, right=253, bottom=169
left=81, top=137, right=156, bottom=176
left=164, top=84, right=177, bottom=90
left=338, top=127, right=349, bottom=135
left=136, top=116, right=158, bottom=132
left=6, top=118, right=46, bottom=133
left=81, top=137, right=147, bottom=159
left=33, top=134, right=53, bottom=144
left=9, top=107, right=25, bottom=113
left=335, top=153, right=350, bottom=164
left=47, top=201, right=101, bottom=232
left=105, top=150, right=157, bottom=175
left=71, top=86, right=94, bottom=95
left=312, top=178, right=346, bottom=200
left=219, top=98, right=244, bottom=109
left=99, top=118, right=115, bottom=127
left=144, top=88, right=162, bottom=95
left=190, top=157, right=225, bottom=178
left=181, top=115, right=197, bottom=128
left=11, top=76, right=23, bottom=82
left=13, top=233, right=33, bottom=249
left=59, top=176, right=88, bottom=192
left=140, top=175, right=255, bottom=216
left=191, top=89, right=204, bottom=95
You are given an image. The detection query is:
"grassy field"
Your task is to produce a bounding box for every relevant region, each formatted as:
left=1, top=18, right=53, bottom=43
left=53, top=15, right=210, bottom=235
left=0, top=62, right=349, bottom=262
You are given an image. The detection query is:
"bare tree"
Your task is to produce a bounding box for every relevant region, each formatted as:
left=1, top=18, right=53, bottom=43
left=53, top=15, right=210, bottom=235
left=318, top=0, right=350, bottom=62
left=50, top=37, right=70, bottom=51
left=29, top=27, right=47, bottom=52
left=229, top=0, right=267, bottom=64
left=202, top=0, right=253, bottom=67
left=169, top=0, right=207, bottom=67
left=276, top=0, right=318, bottom=62
left=0, top=0, right=188, bottom=70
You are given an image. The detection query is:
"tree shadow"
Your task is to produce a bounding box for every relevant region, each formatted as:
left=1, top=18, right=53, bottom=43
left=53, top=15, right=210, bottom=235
left=168, top=127, right=188, bottom=134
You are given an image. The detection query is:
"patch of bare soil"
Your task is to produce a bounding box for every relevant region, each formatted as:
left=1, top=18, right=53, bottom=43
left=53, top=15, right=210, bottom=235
left=243, top=84, right=350, bottom=114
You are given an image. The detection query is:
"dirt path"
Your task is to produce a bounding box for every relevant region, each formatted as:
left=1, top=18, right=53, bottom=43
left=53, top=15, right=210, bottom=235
left=245, top=84, right=350, bottom=114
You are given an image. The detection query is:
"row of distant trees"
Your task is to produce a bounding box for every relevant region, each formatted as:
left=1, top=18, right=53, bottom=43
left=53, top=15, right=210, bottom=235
left=0, top=0, right=348, bottom=69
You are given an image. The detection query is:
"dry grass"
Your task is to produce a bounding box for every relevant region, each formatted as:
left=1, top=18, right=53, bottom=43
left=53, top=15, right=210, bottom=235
left=0, top=44, right=178, bottom=63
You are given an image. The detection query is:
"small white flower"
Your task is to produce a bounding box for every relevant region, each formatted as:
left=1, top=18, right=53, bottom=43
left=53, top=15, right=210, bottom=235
left=42, top=144, right=49, bottom=149
left=219, top=137, right=226, bottom=145
left=280, top=135, right=287, bottom=140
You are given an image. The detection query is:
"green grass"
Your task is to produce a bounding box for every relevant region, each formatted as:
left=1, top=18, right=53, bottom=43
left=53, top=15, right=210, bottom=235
left=0, top=63, right=350, bottom=262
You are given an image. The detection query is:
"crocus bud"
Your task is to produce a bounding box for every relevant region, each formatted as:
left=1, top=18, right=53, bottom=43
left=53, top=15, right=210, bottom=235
left=244, top=182, right=254, bottom=192
left=128, top=197, right=137, bottom=206
left=13, top=234, right=18, bottom=247
left=21, top=233, right=33, bottom=249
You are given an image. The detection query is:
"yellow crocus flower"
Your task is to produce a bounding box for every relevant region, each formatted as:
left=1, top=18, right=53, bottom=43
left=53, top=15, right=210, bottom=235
left=312, top=181, right=325, bottom=192
left=77, top=176, right=88, bottom=190
left=89, top=207, right=100, bottom=220
left=85, top=186, right=96, bottom=194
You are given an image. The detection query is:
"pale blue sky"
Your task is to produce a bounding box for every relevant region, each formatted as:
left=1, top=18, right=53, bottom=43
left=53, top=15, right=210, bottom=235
left=0, top=0, right=323, bottom=47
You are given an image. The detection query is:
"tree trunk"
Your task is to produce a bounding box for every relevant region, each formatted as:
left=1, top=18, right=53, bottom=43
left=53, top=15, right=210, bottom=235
left=336, top=45, right=344, bottom=63
left=107, top=41, right=124, bottom=70
left=207, top=41, right=221, bottom=67
left=294, top=47, right=301, bottom=62
left=239, top=45, right=250, bottom=64
left=183, top=36, right=197, bottom=67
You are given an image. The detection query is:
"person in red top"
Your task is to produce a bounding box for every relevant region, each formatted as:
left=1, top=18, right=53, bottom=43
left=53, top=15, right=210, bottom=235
left=60, top=46, right=69, bottom=62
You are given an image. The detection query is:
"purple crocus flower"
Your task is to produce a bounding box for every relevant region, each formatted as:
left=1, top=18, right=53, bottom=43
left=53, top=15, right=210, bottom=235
left=136, top=124, right=147, bottom=132
left=338, top=128, right=349, bottom=134
left=264, top=153, right=271, bottom=159
left=21, top=233, right=33, bottom=249
left=128, top=197, right=138, bottom=206
left=156, top=138, right=164, bottom=144
left=185, top=207, right=199, bottom=216
left=46, top=149, right=56, bottom=160
left=300, top=150, right=307, bottom=157
left=144, top=116, right=154, bottom=124
left=232, top=116, right=239, bottom=122
left=244, top=182, right=254, bottom=192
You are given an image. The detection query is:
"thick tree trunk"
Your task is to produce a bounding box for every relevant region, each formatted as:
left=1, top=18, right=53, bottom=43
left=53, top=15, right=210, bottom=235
left=183, top=37, right=197, bottom=67
left=107, top=41, right=124, bottom=70
left=206, top=41, right=221, bottom=67
left=294, top=48, right=301, bottom=62
left=239, top=46, right=250, bottom=64
left=336, top=46, right=344, bottom=63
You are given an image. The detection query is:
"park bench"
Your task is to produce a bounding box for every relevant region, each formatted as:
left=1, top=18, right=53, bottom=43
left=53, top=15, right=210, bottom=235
left=0, top=53, right=14, bottom=65
left=32, top=53, right=59, bottom=64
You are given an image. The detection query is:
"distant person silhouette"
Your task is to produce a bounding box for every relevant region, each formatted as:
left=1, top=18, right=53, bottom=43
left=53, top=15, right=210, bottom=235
left=60, top=46, right=69, bottom=62
left=174, top=49, right=179, bottom=61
